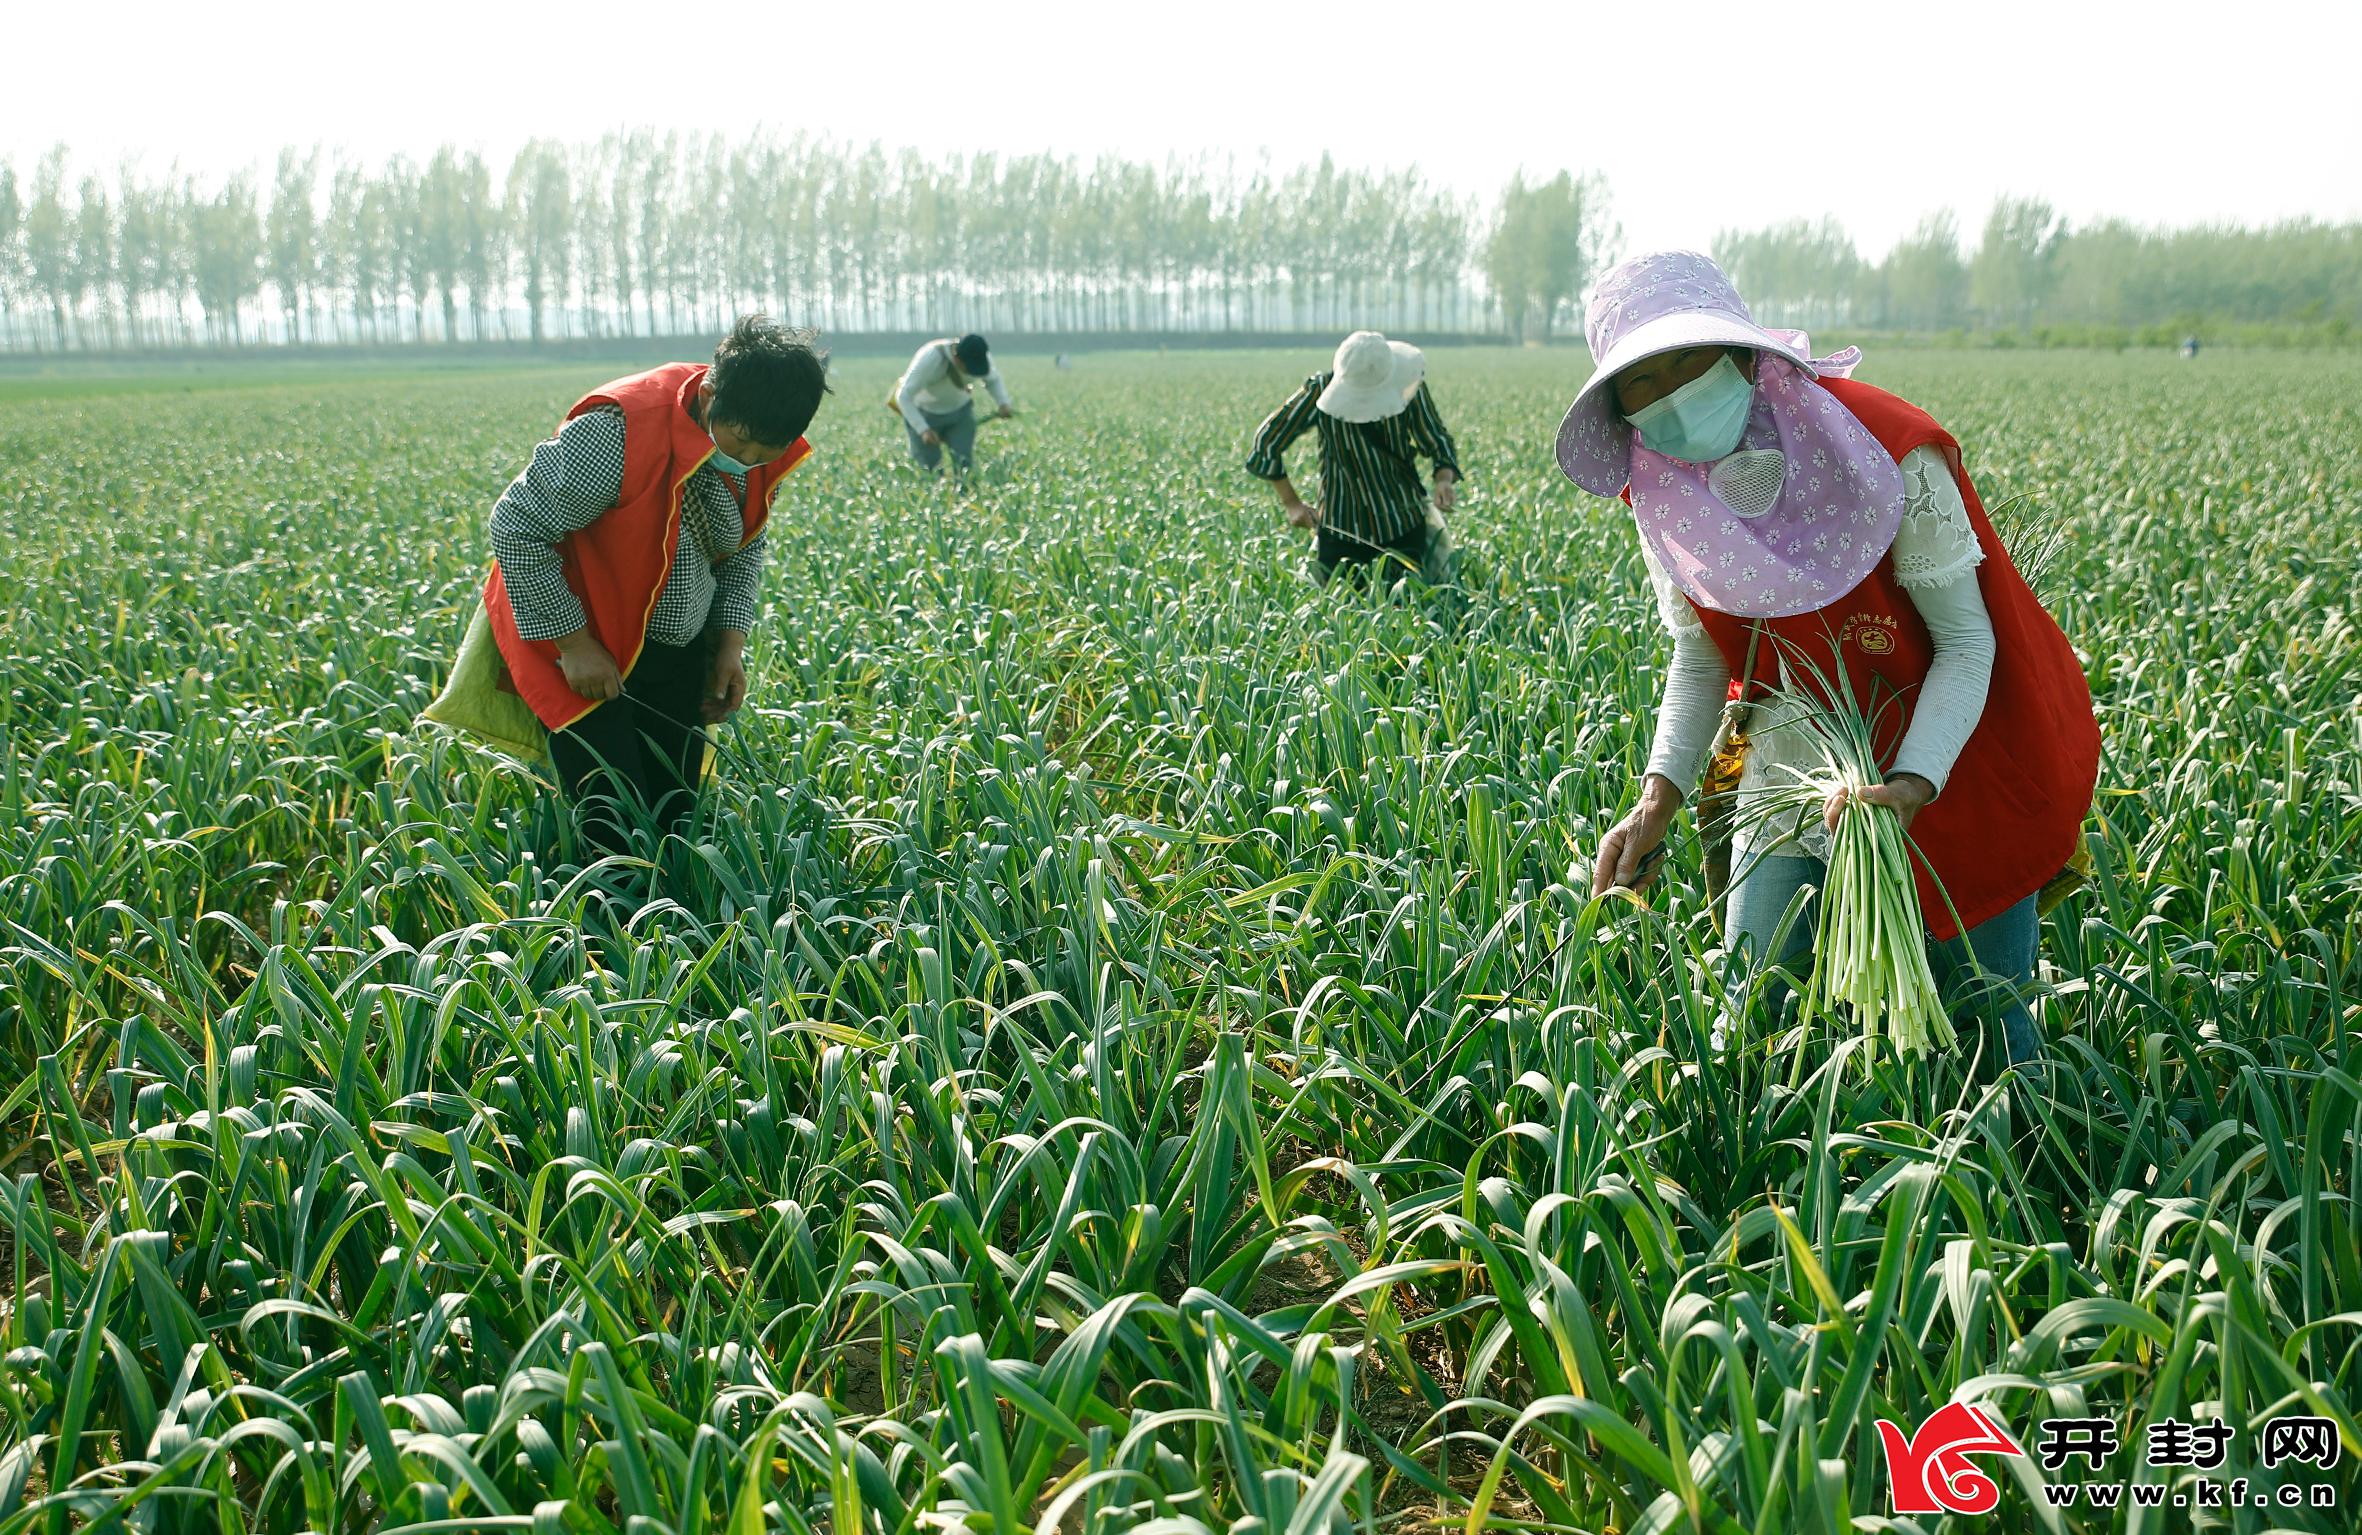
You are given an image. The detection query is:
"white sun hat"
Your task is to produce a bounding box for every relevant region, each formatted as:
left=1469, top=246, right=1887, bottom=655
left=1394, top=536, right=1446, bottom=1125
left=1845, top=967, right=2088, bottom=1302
left=1389, top=341, right=1426, bottom=402
left=1554, top=250, right=1820, bottom=496
left=1318, top=331, right=1424, bottom=422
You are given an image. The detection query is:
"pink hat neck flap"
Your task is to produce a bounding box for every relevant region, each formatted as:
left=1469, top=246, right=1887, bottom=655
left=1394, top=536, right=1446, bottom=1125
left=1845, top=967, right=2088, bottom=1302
left=1558, top=249, right=1905, bottom=620
left=1631, top=353, right=1905, bottom=619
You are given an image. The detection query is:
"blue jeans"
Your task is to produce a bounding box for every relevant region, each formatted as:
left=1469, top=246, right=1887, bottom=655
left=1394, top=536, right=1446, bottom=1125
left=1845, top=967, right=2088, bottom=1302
left=1727, top=854, right=2044, bottom=1066
left=906, top=400, right=977, bottom=472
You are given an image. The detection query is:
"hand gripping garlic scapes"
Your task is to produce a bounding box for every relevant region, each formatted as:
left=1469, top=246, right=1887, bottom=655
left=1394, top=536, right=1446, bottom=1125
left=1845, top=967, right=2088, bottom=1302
left=1571, top=251, right=2098, bottom=1064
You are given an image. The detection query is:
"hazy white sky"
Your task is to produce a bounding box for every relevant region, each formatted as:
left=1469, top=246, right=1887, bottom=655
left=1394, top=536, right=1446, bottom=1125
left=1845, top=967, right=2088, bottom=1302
left=6, top=0, right=2356, bottom=258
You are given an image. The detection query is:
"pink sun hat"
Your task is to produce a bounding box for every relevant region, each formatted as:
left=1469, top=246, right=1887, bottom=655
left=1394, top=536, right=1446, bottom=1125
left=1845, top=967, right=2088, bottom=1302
left=1555, top=250, right=1838, bottom=497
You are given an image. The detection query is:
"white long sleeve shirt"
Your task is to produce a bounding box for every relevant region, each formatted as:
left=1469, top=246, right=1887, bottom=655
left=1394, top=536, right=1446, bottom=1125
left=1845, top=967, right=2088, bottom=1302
left=1641, top=444, right=1998, bottom=863
left=895, top=340, right=1013, bottom=434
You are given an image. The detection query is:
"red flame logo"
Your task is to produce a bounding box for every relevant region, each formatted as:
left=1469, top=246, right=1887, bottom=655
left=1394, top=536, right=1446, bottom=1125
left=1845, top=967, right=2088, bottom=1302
left=1875, top=1402, right=2028, bottom=1514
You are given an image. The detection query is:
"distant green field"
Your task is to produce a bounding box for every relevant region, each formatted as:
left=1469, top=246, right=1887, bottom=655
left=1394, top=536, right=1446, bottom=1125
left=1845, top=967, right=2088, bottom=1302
left=0, top=353, right=614, bottom=404
left=2, top=349, right=2356, bottom=1531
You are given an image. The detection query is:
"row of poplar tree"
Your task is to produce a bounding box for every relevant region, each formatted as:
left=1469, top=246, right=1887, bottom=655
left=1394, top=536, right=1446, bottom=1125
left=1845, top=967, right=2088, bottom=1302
left=1, top=132, right=2352, bottom=352
left=0, top=135, right=1591, bottom=350
left=1715, top=204, right=2362, bottom=341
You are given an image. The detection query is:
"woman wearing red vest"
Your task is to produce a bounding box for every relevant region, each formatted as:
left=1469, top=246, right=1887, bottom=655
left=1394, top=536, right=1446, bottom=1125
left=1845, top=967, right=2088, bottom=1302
left=1564, top=252, right=2098, bottom=1066
left=485, top=316, right=830, bottom=860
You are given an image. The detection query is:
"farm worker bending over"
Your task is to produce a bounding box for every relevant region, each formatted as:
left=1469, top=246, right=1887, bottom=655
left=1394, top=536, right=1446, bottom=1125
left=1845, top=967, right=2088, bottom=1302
left=484, top=316, right=831, bottom=861
left=892, top=333, right=1014, bottom=473
left=1246, top=331, right=1461, bottom=585
left=1569, top=252, right=2097, bottom=1065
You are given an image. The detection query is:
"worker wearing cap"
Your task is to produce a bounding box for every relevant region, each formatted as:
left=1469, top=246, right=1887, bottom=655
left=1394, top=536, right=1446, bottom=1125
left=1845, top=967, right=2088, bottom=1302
left=891, top=333, right=1014, bottom=473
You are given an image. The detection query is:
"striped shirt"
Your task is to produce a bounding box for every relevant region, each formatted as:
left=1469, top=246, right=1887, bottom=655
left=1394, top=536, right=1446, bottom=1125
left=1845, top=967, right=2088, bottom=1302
left=488, top=406, right=767, bottom=648
left=1245, top=373, right=1462, bottom=547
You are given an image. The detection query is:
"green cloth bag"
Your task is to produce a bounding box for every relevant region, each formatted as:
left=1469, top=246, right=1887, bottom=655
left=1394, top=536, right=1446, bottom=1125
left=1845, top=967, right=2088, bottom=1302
left=421, top=601, right=549, bottom=762
left=1419, top=503, right=1455, bottom=585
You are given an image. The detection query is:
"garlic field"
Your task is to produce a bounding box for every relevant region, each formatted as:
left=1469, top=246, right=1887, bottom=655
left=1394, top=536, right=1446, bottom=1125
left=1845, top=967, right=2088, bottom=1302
left=1, top=348, right=2356, bottom=1532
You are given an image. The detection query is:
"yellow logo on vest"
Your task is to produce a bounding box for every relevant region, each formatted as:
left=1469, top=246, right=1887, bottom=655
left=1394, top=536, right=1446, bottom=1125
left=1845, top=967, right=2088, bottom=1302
left=1839, top=612, right=1900, bottom=657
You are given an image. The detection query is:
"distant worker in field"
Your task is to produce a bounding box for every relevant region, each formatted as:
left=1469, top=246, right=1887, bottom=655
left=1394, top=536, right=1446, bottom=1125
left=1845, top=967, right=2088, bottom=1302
left=481, top=315, right=830, bottom=864
left=1246, top=330, right=1462, bottom=585
left=890, top=332, right=1014, bottom=473
left=1570, top=251, right=2098, bottom=1067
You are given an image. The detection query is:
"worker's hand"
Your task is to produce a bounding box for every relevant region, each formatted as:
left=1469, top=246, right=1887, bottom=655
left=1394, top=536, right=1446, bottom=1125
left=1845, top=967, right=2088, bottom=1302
left=555, top=633, right=623, bottom=703
left=704, top=645, right=748, bottom=723
left=1433, top=471, right=1458, bottom=514
left=1592, top=775, right=1683, bottom=898
left=922, top=429, right=942, bottom=448
left=1282, top=497, right=1321, bottom=530
left=1824, top=773, right=1935, bottom=838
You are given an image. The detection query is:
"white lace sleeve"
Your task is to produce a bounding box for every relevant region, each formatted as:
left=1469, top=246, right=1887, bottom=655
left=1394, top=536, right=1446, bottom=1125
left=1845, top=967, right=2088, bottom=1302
left=1646, top=627, right=1730, bottom=792
left=1891, top=445, right=1985, bottom=590
left=1632, top=539, right=1722, bottom=790
left=1889, top=570, right=1997, bottom=795
left=1637, top=539, right=1707, bottom=636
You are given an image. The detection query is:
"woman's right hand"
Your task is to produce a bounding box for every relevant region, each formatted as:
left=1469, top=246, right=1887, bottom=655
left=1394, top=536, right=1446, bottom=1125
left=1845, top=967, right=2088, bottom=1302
left=556, top=632, right=623, bottom=702
left=1591, top=775, right=1683, bottom=897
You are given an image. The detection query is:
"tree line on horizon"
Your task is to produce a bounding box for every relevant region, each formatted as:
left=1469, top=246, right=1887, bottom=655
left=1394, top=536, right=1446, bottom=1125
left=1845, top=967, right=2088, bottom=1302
left=1714, top=204, right=2361, bottom=345
left=0, top=134, right=2353, bottom=354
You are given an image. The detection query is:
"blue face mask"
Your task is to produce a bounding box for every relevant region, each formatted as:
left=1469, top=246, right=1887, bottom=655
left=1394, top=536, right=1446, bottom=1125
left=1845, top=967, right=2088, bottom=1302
left=1625, top=354, right=1755, bottom=463
left=707, top=434, right=752, bottom=477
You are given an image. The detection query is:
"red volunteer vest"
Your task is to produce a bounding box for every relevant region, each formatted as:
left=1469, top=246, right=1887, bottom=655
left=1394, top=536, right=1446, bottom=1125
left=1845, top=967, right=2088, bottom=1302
left=1686, top=377, right=2098, bottom=939
left=486, top=362, right=811, bottom=731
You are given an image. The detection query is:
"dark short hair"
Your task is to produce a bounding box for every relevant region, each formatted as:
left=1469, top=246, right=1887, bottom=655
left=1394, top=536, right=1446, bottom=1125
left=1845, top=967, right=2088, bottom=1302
left=953, top=333, right=990, bottom=375
left=710, top=315, right=831, bottom=446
